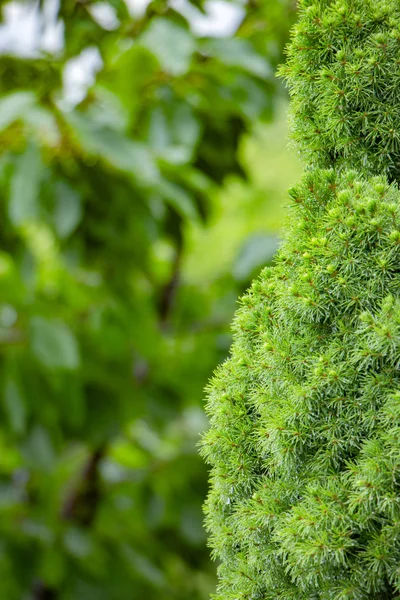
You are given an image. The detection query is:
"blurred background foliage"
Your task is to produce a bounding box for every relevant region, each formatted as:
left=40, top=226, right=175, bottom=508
left=0, top=0, right=300, bottom=598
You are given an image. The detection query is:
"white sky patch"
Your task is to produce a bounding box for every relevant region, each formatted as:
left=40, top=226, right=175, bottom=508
left=125, top=0, right=244, bottom=36
left=0, top=2, right=40, bottom=56
left=40, top=0, right=64, bottom=53
left=89, top=2, right=120, bottom=30
left=0, top=0, right=63, bottom=56
left=62, top=47, right=103, bottom=108
left=0, top=0, right=244, bottom=106
left=0, top=0, right=244, bottom=56
left=170, top=0, right=244, bottom=37
left=124, top=0, right=151, bottom=17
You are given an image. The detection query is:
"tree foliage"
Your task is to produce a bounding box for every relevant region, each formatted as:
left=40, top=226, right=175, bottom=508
left=202, top=1, right=400, bottom=598
left=280, top=0, right=400, bottom=179
left=0, top=1, right=296, bottom=598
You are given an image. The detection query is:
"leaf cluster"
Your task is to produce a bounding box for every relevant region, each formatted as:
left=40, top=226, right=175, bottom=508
left=0, top=1, right=296, bottom=598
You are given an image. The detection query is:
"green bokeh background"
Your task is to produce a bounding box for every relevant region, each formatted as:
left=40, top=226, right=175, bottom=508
left=0, top=1, right=300, bottom=598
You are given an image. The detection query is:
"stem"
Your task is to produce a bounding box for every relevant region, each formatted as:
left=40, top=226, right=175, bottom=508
left=32, top=580, right=57, bottom=600
left=61, top=446, right=106, bottom=526
left=158, top=242, right=182, bottom=326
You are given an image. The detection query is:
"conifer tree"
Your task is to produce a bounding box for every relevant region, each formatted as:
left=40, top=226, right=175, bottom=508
left=201, top=1, right=400, bottom=598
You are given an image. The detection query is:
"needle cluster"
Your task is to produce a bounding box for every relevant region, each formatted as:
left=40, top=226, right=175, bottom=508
left=280, top=0, right=400, bottom=180
left=201, top=2, right=400, bottom=598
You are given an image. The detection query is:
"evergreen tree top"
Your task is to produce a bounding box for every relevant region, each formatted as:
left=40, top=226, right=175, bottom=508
left=280, top=0, right=400, bottom=180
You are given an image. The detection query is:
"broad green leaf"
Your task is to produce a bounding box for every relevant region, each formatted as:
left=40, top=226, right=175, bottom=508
left=0, top=92, right=59, bottom=144
left=38, top=548, right=65, bottom=587
left=4, top=378, right=26, bottom=435
left=0, top=252, right=14, bottom=278
left=54, top=181, right=82, bottom=239
left=120, top=546, right=165, bottom=588
left=181, top=506, right=205, bottom=545
left=229, top=74, right=271, bottom=120
left=110, top=440, right=148, bottom=468
left=146, top=107, right=170, bottom=151
left=84, top=87, right=128, bottom=131
left=64, top=527, right=93, bottom=559
left=30, top=317, right=80, bottom=370
left=65, top=111, right=159, bottom=185
left=21, top=520, right=54, bottom=543
left=0, top=91, right=36, bottom=131
left=0, top=432, right=21, bottom=472
left=159, top=180, right=199, bottom=221
left=170, top=103, right=201, bottom=150
left=8, top=143, right=43, bottom=226
left=140, top=18, right=196, bottom=76
left=147, top=104, right=201, bottom=164
left=23, top=105, right=60, bottom=146
left=100, top=45, right=159, bottom=120
left=159, top=146, right=191, bottom=166
left=106, top=0, right=130, bottom=19
left=0, top=304, right=17, bottom=328
left=22, top=426, right=55, bottom=471
left=203, top=38, right=272, bottom=78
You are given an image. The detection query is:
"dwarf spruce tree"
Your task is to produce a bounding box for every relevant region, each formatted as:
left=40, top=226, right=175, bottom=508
left=202, top=1, right=400, bottom=598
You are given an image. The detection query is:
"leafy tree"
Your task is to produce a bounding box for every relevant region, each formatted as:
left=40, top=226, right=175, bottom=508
left=202, top=1, right=400, bottom=598
left=0, top=1, right=296, bottom=598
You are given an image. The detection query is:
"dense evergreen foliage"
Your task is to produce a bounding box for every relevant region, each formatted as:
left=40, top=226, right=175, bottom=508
left=281, top=0, right=400, bottom=179
left=202, top=1, right=400, bottom=598
left=0, top=1, right=297, bottom=598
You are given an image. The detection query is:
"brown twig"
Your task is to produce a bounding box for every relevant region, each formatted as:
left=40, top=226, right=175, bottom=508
left=158, top=243, right=182, bottom=326
left=61, top=446, right=106, bottom=526
left=32, top=580, right=57, bottom=600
